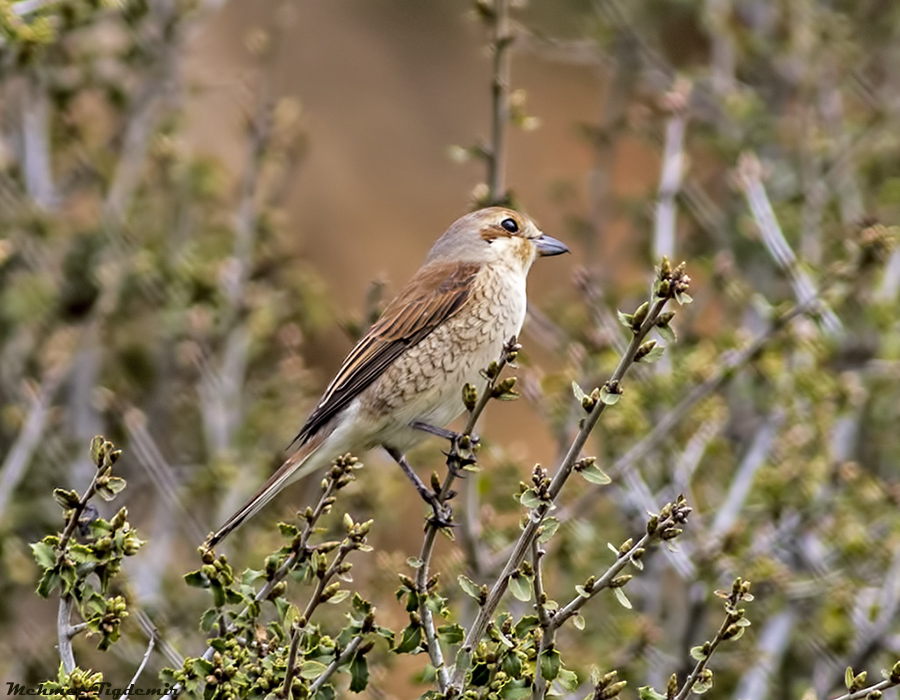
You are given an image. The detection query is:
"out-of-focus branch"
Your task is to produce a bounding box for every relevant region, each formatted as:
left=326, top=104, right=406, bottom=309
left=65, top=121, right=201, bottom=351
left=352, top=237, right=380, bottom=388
left=654, top=79, right=691, bottom=260
left=0, top=364, right=68, bottom=521
left=22, top=74, right=56, bottom=210
left=735, top=152, right=842, bottom=337
left=450, top=261, right=690, bottom=691
left=486, top=0, right=512, bottom=205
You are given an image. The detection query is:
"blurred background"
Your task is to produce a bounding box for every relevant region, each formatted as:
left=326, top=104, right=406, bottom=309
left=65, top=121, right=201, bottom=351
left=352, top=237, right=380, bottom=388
left=2, top=0, right=900, bottom=697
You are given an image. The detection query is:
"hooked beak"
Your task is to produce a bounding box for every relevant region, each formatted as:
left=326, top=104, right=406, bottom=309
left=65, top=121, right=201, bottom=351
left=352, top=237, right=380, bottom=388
left=535, top=233, right=570, bottom=257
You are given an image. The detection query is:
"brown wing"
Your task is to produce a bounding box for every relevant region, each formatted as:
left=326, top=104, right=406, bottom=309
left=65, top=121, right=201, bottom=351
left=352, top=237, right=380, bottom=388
left=292, top=260, right=482, bottom=445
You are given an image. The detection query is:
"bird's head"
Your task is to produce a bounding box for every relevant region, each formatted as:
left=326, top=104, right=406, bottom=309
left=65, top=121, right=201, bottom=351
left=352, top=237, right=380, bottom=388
left=426, top=207, right=569, bottom=273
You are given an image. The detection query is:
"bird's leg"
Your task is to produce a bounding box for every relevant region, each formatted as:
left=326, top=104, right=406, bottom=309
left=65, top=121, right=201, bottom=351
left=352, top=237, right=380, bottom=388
left=384, top=446, right=454, bottom=527
left=409, top=420, right=479, bottom=478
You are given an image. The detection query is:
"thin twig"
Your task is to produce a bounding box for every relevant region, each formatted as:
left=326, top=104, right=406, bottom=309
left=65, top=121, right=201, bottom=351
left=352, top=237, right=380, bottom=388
left=450, top=283, right=679, bottom=691
left=486, top=0, right=512, bottom=204
left=122, top=632, right=157, bottom=700
left=307, top=636, right=364, bottom=694
left=281, top=624, right=302, bottom=699
left=414, top=338, right=520, bottom=693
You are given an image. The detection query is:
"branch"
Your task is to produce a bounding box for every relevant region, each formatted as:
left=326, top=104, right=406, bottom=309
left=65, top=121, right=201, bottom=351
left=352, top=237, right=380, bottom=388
left=414, top=337, right=521, bottom=693
left=122, top=631, right=157, bottom=700
left=449, top=261, right=690, bottom=692
left=486, top=0, right=513, bottom=204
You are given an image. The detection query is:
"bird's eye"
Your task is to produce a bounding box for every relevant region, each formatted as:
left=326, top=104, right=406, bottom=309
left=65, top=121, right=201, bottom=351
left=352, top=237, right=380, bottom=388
left=500, top=217, right=519, bottom=233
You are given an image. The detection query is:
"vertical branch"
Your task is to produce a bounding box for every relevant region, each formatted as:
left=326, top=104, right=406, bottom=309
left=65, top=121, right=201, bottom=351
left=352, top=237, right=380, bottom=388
left=486, top=0, right=512, bottom=205
left=654, top=79, right=691, bottom=261
left=735, top=152, right=843, bottom=337
left=21, top=71, right=56, bottom=210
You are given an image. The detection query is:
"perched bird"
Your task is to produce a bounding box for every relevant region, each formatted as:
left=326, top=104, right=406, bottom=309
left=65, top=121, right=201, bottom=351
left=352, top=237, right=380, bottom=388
left=208, top=207, right=568, bottom=545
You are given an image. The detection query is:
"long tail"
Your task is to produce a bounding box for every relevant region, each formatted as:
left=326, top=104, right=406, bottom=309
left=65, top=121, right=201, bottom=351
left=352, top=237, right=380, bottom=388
left=207, top=434, right=327, bottom=547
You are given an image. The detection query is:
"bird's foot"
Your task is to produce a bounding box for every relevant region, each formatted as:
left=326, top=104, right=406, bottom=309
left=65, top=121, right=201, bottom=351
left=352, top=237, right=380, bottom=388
left=425, top=492, right=455, bottom=529
left=410, top=420, right=480, bottom=450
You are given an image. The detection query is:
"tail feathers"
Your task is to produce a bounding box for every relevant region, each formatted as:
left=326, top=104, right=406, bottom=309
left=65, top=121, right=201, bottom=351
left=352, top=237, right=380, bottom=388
left=207, top=435, right=326, bottom=547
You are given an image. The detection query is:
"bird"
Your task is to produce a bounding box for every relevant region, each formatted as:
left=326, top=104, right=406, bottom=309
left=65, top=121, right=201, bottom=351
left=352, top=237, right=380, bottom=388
left=208, top=206, right=568, bottom=546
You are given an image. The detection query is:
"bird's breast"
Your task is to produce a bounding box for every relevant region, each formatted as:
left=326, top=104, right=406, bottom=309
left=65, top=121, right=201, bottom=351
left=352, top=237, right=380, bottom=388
left=359, top=263, right=528, bottom=448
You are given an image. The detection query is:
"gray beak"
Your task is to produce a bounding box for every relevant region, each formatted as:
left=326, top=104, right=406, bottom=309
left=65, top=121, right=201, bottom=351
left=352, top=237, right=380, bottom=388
left=535, top=234, right=570, bottom=257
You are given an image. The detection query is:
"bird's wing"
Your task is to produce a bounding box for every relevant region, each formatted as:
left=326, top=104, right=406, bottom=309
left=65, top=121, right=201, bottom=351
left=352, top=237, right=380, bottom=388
left=293, top=259, right=482, bottom=445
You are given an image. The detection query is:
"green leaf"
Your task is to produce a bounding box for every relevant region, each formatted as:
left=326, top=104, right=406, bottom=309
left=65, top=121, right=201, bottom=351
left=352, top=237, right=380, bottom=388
left=617, top=310, right=634, bottom=329
left=578, top=463, right=611, bottom=485
left=183, top=570, right=209, bottom=588
left=575, top=585, right=591, bottom=598
left=394, top=624, right=423, bottom=654
left=300, top=660, right=329, bottom=679
left=407, top=557, right=424, bottom=569
left=313, top=685, right=336, bottom=700
left=539, top=649, right=561, bottom=681
left=572, top=381, right=586, bottom=402
left=501, top=651, right=522, bottom=677
left=558, top=668, right=579, bottom=691
left=613, top=587, right=632, bottom=609
left=537, top=517, right=560, bottom=544
left=638, top=687, right=668, bottom=700
left=509, top=573, right=532, bottom=602
left=675, top=291, right=693, bottom=305
left=278, top=522, right=300, bottom=538
left=501, top=684, right=532, bottom=700
left=36, top=568, right=61, bottom=598
left=96, top=476, right=126, bottom=501
left=599, top=385, right=622, bottom=405
left=458, top=574, right=481, bottom=600
left=692, top=672, right=713, bottom=694
left=637, top=345, right=666, bottom=363
left=437, top=624, right=465, bottom=645
left=349, top=652, right=369, bottom=692
left=53, top=488, right=82, bottom=510
left=514, top=615, right=539, bottom=637
left=192, top=658, right=213, bottom=676
left=690, top=645, right=708, bottom=661
left=31, top=541, right=57, bottom=570
left=573, top=614, right=585, bottom=630
left=199, top=608, right=219, bottom=633
left=656, top=323, right=676, bottom=343
left=519, top=489, right=542, bottom=508
left=328, top=589, right=351, bottom=605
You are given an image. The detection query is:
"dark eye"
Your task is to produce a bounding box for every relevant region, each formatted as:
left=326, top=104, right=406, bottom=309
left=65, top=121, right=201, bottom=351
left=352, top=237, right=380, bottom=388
left=500, top=217, right=518, bottom=233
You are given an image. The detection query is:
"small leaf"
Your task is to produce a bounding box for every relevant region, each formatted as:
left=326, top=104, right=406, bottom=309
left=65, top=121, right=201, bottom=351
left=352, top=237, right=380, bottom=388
left=539, top=649, right=561, bottom=681
left=407, top=557, right=424, bottom=569
left=183, top=570, right=209, bottom=588
left=637, top=345, right=666, bottom=363
left=53, top=488, right=82, bottom=510
left=349, top=652, right=369, bottom=692
left=599, top=385, right=622, bottom=405
left=300, top=660, right=329, bottom=679
left=509, top=574, right=532, bottom=602
left=675, top=291, right=693, bottom=305
left=558, top=668, right=579, bottom=691
left=575, top=585, right=591, bottom=599
left=199, top=608, right=219, bottom=633
left=692, top=671, right=713, bottom=694
left=31, top=542, right=57, bottom=570
left=617, top=310, right=634, bottom=329
left=690, top=645, right=708, bottom=661
left=537, top=517, right=560, bottom=544
left=638, top=687, right=667, bottom=700
left=573, top=614, right=585, bottom=630
left=579, top=463, right=611, bottom=485
left=519, top=489, right=542, bottom=509
left=328, top=589, right=351, bottom=605
left=437, top=624, right=465, bottom=645
left=393, top=624, right=422, bottom=654
left=572, top=381, right=586, bottom=402
left=458, top=574, right=481, bottom=600
left=613, top=587, right=632, bottom=609
left=656, top=323, right=676, bottom=343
